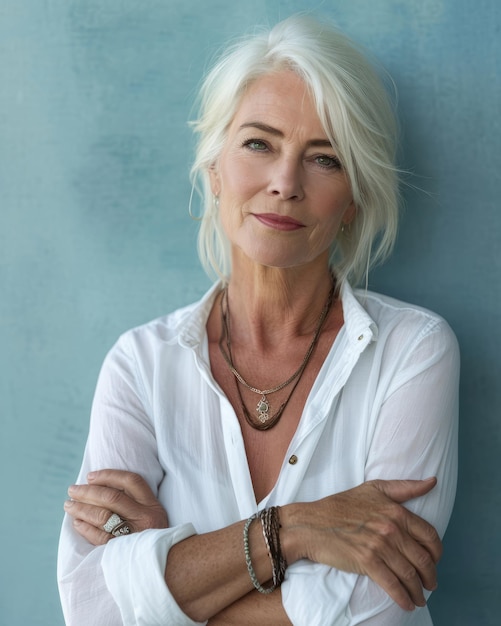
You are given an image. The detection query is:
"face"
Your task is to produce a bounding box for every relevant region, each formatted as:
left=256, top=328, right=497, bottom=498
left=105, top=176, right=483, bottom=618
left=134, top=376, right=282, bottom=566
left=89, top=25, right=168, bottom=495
left=210, top=70, right=356, bottom=271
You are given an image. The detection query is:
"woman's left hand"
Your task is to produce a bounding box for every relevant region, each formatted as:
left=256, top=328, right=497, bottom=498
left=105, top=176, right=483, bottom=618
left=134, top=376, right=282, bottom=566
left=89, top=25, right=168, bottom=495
left=64, top=469, right=169, bottom=546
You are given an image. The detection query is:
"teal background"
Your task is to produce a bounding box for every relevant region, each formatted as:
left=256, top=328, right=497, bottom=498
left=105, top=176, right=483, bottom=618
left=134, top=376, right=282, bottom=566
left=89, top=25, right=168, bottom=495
left=1, top=1, right=499, bottom=624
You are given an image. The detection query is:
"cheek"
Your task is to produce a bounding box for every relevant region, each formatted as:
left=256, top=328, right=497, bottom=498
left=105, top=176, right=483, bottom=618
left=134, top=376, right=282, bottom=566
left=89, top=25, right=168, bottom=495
left=317, top=190, right=353, bottom=222
left=326, top=179, right=354, bottom=215
left=220, top=154, right=264, bottom=198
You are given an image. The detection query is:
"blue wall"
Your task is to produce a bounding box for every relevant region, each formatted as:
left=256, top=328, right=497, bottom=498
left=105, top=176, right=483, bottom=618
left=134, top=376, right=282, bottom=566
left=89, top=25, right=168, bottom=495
left=1, top=1, right=499, bottom=624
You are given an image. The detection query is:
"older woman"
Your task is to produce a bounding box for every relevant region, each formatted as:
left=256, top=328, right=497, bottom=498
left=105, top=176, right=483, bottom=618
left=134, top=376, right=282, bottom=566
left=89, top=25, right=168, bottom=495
left=58, top=15, right=458, bottom=625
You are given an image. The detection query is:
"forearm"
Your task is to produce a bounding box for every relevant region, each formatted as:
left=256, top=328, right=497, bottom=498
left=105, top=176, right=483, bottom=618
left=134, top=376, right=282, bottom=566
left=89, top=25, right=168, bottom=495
left=166, top=475, right=441, bottom=622
left=165, top=517, right=277, bottom=622
left=207, top=589, right=292, bottom=625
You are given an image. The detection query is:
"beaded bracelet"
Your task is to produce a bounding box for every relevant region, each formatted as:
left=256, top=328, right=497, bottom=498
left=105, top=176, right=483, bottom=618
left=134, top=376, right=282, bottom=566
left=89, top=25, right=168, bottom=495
left=243, top=507, right=288, bottom=594
left=243, top=513, right=276, bottom=594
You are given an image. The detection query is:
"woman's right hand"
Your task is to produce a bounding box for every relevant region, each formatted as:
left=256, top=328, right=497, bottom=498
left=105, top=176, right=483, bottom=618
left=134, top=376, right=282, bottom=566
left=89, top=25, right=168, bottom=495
left=280, top=478, right=441, bottom=612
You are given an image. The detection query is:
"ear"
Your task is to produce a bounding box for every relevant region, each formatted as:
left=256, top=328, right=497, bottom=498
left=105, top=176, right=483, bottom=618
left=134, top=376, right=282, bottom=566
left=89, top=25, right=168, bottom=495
left=208, top=164, right=221, bottom=197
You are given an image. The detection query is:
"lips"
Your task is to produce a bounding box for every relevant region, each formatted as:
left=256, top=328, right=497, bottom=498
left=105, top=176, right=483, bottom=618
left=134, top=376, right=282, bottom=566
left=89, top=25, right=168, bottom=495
left=253, top=213, right=305, bottom=231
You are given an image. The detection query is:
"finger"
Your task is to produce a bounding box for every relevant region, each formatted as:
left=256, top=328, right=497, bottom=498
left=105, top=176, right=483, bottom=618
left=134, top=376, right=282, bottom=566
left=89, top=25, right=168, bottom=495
left=375, top=497, right=442, bottom=567
left=68, top=482, right=169, bottom=532
left=374, top=508, right=439, bottom=591
left=364, top=558, right=416, bottom=611
left=381, top=547, right=428, bottom=607
left=87, top=470, right=158, bottom=506
left=373, top=477, right=437, bottom=504
left=68, top=483, right=141, bottom=519
left=399, top=534, right=438, bottom=592
left=64, top=499, right=133, bottom=534
left=404, top=510, right=442, bottom=565
left=365, top=517, right=432, bottom=608
left=72, top=518, right=113, bottom=546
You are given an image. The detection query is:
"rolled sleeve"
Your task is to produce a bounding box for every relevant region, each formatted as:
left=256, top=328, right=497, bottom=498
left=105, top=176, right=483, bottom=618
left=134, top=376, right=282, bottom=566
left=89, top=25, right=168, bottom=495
left=102, top=525, right=204, bottom=626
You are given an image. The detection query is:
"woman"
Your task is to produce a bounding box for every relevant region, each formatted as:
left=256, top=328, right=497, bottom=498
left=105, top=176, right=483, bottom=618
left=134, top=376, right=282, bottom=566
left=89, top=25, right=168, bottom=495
left=58, top=15, right=459, bottom=625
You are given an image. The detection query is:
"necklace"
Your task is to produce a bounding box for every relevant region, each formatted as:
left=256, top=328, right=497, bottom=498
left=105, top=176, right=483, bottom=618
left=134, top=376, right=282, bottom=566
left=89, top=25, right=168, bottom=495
left=218, top=281, right=335, bottom=430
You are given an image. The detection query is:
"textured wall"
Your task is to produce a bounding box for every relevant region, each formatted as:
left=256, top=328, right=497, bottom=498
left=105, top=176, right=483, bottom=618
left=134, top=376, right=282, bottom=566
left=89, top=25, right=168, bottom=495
left=1, top=1, right=499, bottom=624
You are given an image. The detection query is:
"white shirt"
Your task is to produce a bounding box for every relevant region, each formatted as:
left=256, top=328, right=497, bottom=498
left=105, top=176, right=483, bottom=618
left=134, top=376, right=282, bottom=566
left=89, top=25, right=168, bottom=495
left=58, top=282, right=459, bottom=626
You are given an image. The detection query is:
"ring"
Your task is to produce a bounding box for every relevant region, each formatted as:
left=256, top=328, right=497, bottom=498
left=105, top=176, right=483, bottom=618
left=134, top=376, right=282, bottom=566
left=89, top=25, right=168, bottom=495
left=111, top=521, right=131, bottom=537
left=103, top=513, right=130, bottom=536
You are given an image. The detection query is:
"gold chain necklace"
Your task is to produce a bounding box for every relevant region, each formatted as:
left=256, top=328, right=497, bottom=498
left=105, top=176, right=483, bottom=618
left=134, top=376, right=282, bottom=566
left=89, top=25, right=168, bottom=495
left=218, top=281, right=335, bottom=430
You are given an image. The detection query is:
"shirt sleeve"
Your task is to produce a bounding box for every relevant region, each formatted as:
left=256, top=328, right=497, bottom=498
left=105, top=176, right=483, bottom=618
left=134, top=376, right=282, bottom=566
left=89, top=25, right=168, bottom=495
left=282, top=316, right=459, bottom=626
left=57, top=334, right=204, bottom=626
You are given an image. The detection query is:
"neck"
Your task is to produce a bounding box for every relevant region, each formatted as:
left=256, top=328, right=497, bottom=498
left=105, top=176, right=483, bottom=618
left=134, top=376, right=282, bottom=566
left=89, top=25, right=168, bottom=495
left=223, top=260, right=337, bottom=349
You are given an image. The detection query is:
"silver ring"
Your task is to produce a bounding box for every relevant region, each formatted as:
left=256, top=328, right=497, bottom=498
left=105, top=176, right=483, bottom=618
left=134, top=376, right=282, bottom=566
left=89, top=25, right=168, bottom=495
left=103, top=513, right=126, bottom=534
left=111, top=521, right=131, bottom=537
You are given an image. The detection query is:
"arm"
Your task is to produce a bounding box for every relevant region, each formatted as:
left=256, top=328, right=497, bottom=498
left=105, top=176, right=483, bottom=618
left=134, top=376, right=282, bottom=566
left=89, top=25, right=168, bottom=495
left=60, top=333, right=292, bottom=625
left=57, top=336, right=201, bottom=625
left=68, top=469, right=439, bottom=623
left=62, top=318, right=456, bottom=624
left=346, top=318, right=459, bottom=624
left=207, top=590, right=291, bottom=625
left=67, top=471, right=292, bottom=625
left=280, top=315, right=459, bottom=625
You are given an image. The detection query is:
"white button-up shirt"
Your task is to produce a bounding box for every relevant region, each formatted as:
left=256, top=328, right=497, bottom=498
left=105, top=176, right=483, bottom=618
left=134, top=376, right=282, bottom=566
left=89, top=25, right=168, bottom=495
left=58, top=282, right=459, bottom=625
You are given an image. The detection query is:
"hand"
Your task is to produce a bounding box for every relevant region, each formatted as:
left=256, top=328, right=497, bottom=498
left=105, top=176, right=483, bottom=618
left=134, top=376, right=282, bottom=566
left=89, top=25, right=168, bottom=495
left=281, top=478, right=441, bottom=612
left=64, top=469, right=169, bottom=546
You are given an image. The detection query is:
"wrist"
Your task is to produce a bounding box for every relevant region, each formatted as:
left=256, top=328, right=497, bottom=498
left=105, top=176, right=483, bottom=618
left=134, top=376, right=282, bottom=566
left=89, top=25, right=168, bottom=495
left=279, top=502, right=308, bottom=565
left=244, top=507, right=288, bottom=594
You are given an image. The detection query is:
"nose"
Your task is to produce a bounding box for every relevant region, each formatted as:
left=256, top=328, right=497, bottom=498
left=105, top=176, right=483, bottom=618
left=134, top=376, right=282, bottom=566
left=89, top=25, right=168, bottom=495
left=267, top=156, right=304, bottom=201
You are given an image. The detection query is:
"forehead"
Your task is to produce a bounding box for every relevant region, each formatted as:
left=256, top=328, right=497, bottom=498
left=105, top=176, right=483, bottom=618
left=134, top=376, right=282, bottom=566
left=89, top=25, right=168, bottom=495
left=229, top=70, right=326, bottom=136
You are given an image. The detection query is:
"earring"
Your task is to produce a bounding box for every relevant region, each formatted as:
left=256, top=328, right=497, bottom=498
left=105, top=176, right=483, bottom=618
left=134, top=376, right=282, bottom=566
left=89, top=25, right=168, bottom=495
left=188, top=185, right=203, bottom=221
left=214, top=195, right=220, bottom=209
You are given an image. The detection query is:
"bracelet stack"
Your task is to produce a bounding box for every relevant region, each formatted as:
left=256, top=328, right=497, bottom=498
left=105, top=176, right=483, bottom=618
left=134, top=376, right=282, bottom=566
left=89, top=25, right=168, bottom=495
left=243, top=506, right=288, bottom=594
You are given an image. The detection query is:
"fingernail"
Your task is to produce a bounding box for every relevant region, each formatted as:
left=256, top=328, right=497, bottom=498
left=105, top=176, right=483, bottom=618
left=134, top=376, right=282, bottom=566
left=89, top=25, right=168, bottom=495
left=67, top=485, right=76, bottom=496
left=87, top=471, right=96, bottom=480
left=64, top=499, right=73, bottom=510
left=73, top=519, right=82, bottom=527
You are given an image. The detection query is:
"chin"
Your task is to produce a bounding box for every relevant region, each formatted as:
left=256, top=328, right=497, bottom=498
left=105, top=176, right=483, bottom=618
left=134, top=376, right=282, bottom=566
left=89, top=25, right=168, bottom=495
left=241, top=247, right=302, bottom=269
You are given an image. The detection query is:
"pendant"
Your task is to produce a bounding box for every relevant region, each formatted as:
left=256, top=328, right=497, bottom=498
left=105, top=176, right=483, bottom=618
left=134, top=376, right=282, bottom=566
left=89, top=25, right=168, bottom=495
left=256, top=395, right=270, bottom=423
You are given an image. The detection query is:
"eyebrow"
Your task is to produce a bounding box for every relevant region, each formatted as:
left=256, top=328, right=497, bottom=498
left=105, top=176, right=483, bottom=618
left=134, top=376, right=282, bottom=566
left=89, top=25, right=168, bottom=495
left=238, top=122, right=334, bottom=149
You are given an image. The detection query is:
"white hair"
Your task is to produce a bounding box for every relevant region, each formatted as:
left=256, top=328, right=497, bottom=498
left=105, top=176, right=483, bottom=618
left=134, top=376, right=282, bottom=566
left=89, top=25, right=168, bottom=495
left=189, top=14, right=400, bottom=286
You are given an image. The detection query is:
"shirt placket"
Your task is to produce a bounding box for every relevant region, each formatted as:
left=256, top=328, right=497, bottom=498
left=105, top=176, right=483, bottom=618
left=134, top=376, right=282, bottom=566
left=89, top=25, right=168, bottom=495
left=268, top=327, right=374, bottom=507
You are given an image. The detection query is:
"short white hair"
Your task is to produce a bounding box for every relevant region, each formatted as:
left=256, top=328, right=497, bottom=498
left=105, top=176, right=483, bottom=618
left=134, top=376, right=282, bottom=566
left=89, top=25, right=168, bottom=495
left=190, top=14, right=400, bottom=286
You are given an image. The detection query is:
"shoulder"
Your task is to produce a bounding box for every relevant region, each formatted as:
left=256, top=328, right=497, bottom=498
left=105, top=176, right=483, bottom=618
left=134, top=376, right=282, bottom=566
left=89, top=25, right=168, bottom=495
left=108, top=284, right=220, bottom=363
left=358, top=289, right=453, bottom=332
left=355, top=289, right=459, bottom=360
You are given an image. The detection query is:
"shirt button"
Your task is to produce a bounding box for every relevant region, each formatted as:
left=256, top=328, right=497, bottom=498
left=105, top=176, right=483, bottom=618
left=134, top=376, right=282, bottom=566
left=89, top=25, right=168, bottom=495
left=288, top=455, right=298, bottom=465
left=358, top=334, right=364, bottom=341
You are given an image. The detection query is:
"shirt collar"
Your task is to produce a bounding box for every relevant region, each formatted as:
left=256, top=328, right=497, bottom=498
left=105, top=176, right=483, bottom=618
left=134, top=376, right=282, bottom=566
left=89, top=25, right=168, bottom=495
left=176, top=280, right=378, bottom=350
left=177, top=282, right=221, bottom=348
left=339, top=281, right=379, bottom=350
